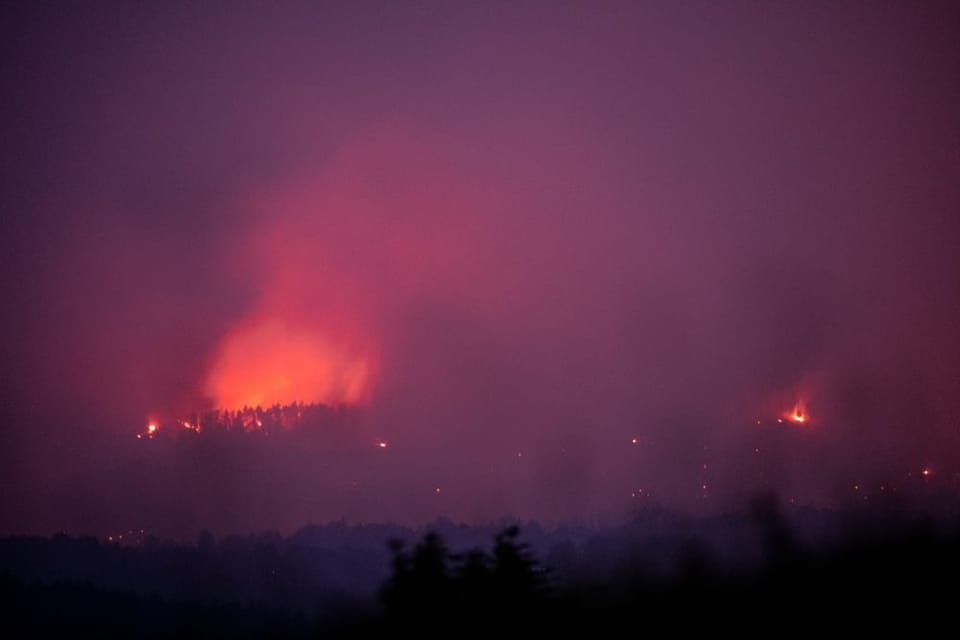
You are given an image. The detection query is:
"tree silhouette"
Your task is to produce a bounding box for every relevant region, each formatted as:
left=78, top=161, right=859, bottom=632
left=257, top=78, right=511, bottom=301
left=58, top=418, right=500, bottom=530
left=380, top=527, right=547, bottom=628
left=492, top=526, right=544, bottom=604
left=380, top=532, right=453, bottom=619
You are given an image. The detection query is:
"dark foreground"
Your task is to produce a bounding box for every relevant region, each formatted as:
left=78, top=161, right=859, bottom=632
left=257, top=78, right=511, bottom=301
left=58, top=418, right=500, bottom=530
left=2, top=510, right=958, bottom=637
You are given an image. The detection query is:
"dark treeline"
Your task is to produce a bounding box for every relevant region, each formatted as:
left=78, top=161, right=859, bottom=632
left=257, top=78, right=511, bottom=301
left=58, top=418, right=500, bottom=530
left=3, top=499, right=959, bottom=636
left=0, top=529, right=385, bottom=613
left=151, top=402, right=356, bottom=436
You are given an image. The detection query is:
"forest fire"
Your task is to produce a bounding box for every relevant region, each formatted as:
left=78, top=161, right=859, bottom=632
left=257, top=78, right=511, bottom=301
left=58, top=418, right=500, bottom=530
left=138, top=402, right=351, bottom=439
left=785, top=401, right=809, bottom=425
left=179, top=420, right=200, bottom=433
left=204, top=319, right=371, bottom=411
left=137, top=422, right=159, bottom=439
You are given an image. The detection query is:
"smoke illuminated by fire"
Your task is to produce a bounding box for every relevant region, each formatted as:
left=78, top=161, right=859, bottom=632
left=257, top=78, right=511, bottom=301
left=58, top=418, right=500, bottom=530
left=205, top=319, right=371, bottom=410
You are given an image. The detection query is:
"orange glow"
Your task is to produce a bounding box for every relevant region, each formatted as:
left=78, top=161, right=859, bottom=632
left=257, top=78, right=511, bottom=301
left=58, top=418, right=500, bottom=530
left=180, top=420, right=200, bottom=433
left=147, top=423, right=158, bottom=434
left=205, top=319, right=371, bottom=410
left=785, top=400, right=808, bottom=424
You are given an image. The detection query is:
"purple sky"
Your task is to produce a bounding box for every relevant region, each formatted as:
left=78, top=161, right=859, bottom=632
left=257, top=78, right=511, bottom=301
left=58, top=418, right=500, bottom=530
left=2, top=2, right=959, bottom=537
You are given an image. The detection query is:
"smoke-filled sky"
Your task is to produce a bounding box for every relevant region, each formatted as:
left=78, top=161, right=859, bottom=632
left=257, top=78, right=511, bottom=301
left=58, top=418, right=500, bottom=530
left=2, top=2, right=959, bottom=537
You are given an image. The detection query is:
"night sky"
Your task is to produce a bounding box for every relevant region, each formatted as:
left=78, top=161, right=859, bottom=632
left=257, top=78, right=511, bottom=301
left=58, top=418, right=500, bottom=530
left=2, top=2, right=959, bottom=538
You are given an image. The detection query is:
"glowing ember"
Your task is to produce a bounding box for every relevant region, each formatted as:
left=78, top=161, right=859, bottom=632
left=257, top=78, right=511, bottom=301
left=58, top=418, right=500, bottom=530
left=922, top=467, right=931, bottom=477
left=377, top=441, right=388, bottom=449
left=147, top=423, right=158, bottom=434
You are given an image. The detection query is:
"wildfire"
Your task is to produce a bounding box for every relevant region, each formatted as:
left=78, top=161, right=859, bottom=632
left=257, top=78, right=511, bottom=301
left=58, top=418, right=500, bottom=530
left=204, top=319, right=371, bottom=410
left=138, top=421, right=159, bottom=440
left=789, top=404, right=807, bottom=423
left=785, top=401, right=808, bottom=424
left=768, top=398, right=811, bottom=426
left=180, top=420, right=200, bottom=433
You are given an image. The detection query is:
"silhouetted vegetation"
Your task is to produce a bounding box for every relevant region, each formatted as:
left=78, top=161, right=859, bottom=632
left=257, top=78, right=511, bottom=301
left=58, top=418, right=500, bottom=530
left=378, top=526, right=548, bottom=630
left=3, top=503, right=959, bottom=636
left=145, top=402, right=355, bottom=438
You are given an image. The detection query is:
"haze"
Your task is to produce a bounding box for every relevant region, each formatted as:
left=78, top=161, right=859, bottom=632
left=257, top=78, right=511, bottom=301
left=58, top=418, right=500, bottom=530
left=2, top=2, right=958, bottom=537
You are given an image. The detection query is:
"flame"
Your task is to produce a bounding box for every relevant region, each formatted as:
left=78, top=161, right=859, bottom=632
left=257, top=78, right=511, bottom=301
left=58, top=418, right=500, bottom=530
left=204, top=318, right=371, bottom=410
left=786, top=401, right=808, bottom=424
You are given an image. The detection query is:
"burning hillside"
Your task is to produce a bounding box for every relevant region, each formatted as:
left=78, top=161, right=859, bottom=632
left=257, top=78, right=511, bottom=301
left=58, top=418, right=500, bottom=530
left=139, top=402, right=359, bottom=440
